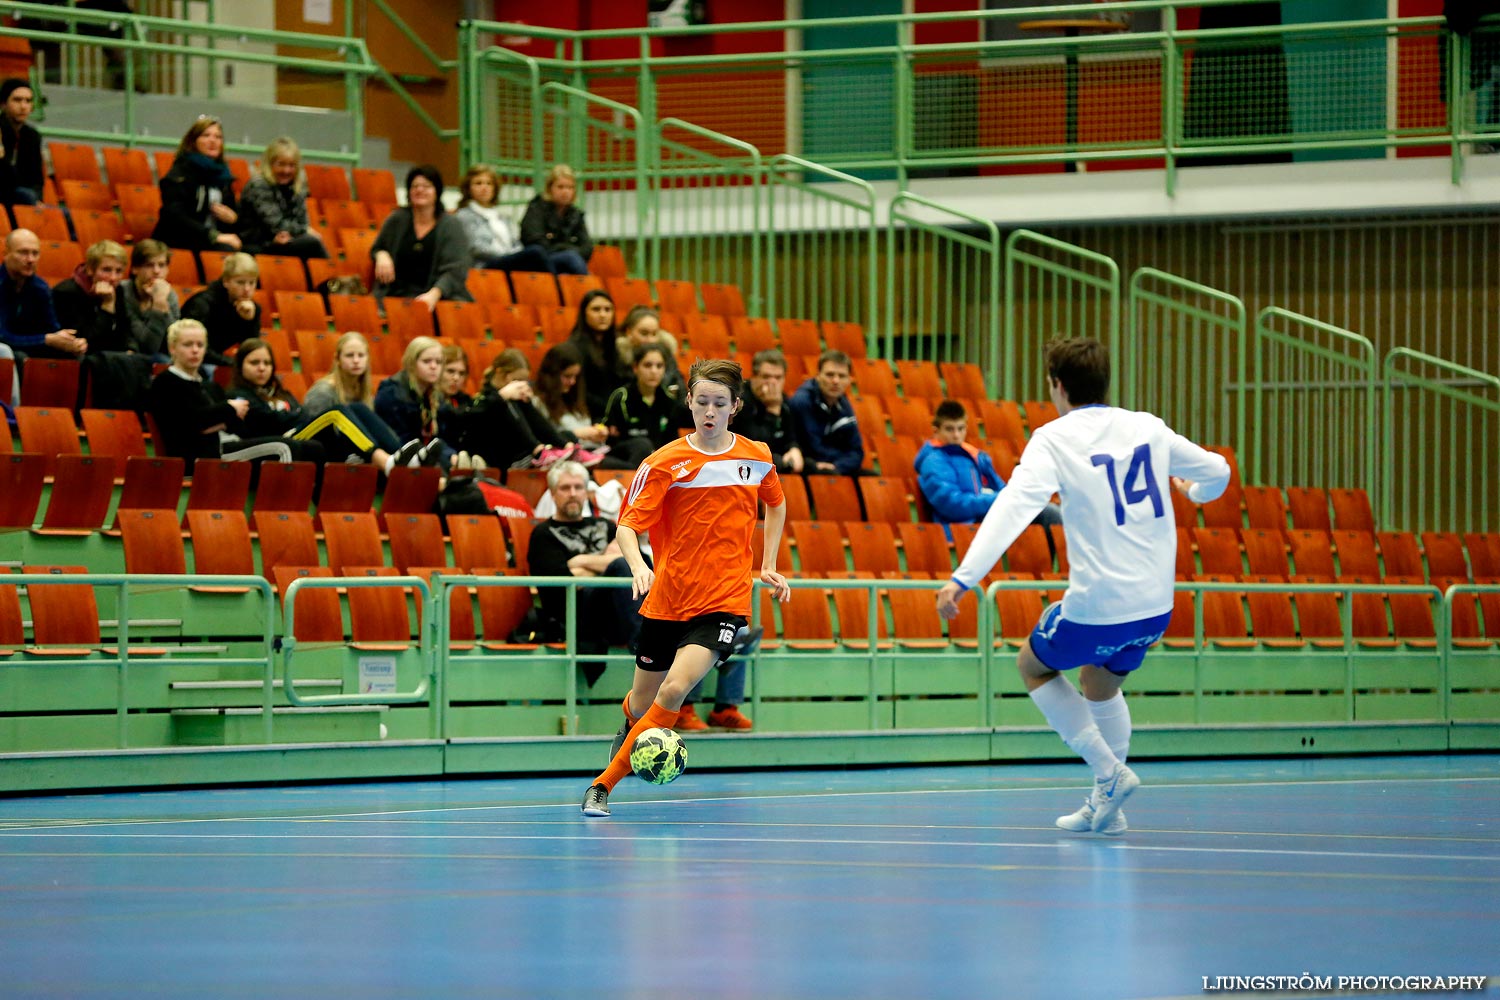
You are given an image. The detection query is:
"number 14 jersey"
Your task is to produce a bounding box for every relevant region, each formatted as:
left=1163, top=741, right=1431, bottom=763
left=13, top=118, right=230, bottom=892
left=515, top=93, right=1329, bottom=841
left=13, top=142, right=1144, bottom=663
left=952, top=405, right=1230, bottom=625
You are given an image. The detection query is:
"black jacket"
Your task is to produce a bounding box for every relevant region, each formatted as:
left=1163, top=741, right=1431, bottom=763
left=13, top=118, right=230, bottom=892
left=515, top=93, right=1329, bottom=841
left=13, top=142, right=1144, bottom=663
left=0, top=118, right=43, bottom=203
left=51, top=270, right=127, bottom=353
left=520, top=195, right=593, bottom=260
left=182, top=279, right=261, bottom=366
left=152, top=156, right=239, bottom=251
left=733, top=394, right=801, bottom=472
left=148, top=367, right=241, bottom=468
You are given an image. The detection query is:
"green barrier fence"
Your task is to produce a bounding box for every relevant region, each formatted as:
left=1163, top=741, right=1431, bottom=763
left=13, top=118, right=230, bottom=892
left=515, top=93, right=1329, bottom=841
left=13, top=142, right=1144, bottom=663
left=1003, top=229, right=1121, bottom=403
left=458, top=2, right=1492, bottom=188
left=1382, top=349, right=1500, bottom=534
left=1123, top=268, right=1248, bottom=458
left=1251, top=306, right=1379, bottom=502
left=0, top=0, right=379, bottom=164
left=766, top=155, right=879, bottom=335
left=884, top=193, right=1001, bottom=387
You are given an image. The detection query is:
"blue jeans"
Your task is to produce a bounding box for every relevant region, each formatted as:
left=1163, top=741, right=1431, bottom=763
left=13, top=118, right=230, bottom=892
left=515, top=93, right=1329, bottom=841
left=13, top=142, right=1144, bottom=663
left=480, top=244, right=553, bottom=274
left=686, top=647, right=747, bottom=707
left=338, top=401, right=403, bottom=454
left=546, top=249, right=589, bottom=275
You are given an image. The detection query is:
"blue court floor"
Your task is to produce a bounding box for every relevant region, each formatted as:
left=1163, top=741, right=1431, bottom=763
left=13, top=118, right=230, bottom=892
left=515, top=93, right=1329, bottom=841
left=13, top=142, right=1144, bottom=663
left=1, top=754, right=1497, bottom=1000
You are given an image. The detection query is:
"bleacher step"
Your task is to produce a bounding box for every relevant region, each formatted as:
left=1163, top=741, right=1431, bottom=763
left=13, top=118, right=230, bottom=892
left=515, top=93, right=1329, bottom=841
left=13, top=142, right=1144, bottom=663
left=172, top=705, right=385, bottom=746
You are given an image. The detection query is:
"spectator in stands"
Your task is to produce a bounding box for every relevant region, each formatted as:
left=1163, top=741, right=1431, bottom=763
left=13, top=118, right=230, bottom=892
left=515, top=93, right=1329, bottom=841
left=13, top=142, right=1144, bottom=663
left=375, top=335, right=455, bottom=469
left=371, top=164, right=471, bottom=311
left=786, top=348, right=863, bottom=475
left=566, top=288, right=622, bottom=418
left=237, top=136, right=329, bottom=259
left=527, top=459, right=645, bottom=686
left=0, top=79, right=44, bottom=207
left=602, top=342, right=684, bottom=454
left=533, top=342, right=624, bottom=466
left=520, top=163, right=592, bottom=275
left=0, top=229, right=85, bottom=362
left=148, top=318, right=323, bottom=471
left=439, top=342, right=472, bottom=412
left=915, top=399, right=1062, bottom=536
left=454, top=348, right=566, bottom=470
left=51, top=239, right=127, bottom=352
left=614, top=304, right=684, bottom=399
left=301, top=331, right=403, bottom=456
left=226, top=336, right=419, bottom=471
left=733, top=348, right=805, bottom=474
left=182, top=251, right=261, bottom=365
left=153, top=114, right=241, bottom=251
left=453, top=163, right=551, bottom=274
left=119, top=239, right=179, bottom=361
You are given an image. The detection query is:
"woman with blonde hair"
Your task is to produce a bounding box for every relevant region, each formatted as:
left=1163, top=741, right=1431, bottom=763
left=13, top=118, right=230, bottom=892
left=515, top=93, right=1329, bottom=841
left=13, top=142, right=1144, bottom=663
left=238, top=136, right=328, bottom=258
left=454, top=163, right=551, bottom=273
left=519, top=163, right=591, bottom=275
left=375, top=335, right=455, bottom=468
left=303, top=332, right=406, bottom=459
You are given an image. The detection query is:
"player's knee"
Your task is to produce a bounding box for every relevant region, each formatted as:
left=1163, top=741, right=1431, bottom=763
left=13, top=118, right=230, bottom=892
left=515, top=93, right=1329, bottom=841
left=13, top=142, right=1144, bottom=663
left=654, top=675, right=692, bottom=708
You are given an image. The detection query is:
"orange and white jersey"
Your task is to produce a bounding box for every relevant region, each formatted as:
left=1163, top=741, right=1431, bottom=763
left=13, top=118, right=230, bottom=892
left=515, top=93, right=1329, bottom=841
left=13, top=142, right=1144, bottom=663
left=619, top=433, right=784, bottom=621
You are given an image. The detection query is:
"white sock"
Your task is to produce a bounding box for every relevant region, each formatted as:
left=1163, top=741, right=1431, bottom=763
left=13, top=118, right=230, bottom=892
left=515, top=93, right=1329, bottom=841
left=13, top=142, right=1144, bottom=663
left=1088, top=691, right=1131, bottom=763
left=1029, top=675, right=1120, bottom=780
left=383, top=452, right=397, bottom=474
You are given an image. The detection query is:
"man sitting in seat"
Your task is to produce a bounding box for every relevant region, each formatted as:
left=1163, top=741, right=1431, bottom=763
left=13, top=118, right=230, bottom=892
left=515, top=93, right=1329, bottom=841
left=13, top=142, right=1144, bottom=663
left=0, top=229, right=86, bottom=366
left=786, top=348, right=862, bottom=475
left=916, top=399, right=1061, bottom=537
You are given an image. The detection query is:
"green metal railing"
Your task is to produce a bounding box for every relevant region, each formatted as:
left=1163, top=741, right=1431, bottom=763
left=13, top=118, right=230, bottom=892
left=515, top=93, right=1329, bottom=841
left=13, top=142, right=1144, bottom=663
left=1251, top=307, right=1380, bottom=503
left=458, top=2, right=1494, bottom=189
left=1382, top=350, right=1500, bottom=534
left=1003, top=229, right=1121, bottom=403
left=884, top=194, right=1001, bottom=390
left=653, top=118, right=762, bottom=312
left=540, top=83, right=652, bottom=267
left=3, top=573, right=275, bottom=747
left=766, top=155, right=879, bottom=333
left=1123, top=268, right=1248, bottom=455
left=7, top=572, right=1491, bottom=755
left=0, top=0, right=379, bottom=164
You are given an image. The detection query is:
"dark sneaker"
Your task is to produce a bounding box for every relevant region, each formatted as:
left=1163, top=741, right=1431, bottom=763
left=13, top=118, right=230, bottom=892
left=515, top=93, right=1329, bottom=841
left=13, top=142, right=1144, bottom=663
left=415, top=439, right=445, bottom=468
left=581, top=783, right=610, bottom=817
left=391, top=438, right=426, bottom=468
left=728, top=624, right=763, bottom=658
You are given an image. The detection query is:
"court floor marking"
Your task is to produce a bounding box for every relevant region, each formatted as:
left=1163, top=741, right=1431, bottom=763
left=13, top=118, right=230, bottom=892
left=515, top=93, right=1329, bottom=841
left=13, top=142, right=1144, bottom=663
left=1, top=771, right=1494, bottom=835
left=3, top=828, right=1497, bottom=865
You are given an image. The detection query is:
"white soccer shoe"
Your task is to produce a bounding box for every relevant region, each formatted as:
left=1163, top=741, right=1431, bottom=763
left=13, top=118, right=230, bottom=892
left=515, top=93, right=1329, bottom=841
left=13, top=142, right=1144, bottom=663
left=1088, top=763, right=1139, bottom=834
left=1055, top=796, right=1128, bottom=836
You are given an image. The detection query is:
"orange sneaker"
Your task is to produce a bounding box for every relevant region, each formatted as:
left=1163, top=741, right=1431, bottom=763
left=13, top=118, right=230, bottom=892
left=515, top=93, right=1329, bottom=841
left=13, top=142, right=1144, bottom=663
left=675, top=705, right=709, bottom=731
left=706, top=706, right=753, bottom=731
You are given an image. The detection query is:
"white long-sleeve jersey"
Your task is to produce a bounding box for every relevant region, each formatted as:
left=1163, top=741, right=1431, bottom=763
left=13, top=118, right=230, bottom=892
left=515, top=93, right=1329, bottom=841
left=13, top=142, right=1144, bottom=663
left=951, top=404, right=1231, bottom=625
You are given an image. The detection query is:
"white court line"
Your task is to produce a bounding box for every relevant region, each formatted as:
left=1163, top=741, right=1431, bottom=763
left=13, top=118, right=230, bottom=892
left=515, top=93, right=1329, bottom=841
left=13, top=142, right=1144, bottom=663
left=0, top=773, right=1495, bottom=835
left=1, top=829, right=1498, bottom=864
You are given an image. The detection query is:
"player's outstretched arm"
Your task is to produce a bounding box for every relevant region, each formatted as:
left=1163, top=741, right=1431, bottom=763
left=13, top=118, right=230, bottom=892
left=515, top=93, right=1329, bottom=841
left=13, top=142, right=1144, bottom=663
left=615, top=524, right=655, bottom=600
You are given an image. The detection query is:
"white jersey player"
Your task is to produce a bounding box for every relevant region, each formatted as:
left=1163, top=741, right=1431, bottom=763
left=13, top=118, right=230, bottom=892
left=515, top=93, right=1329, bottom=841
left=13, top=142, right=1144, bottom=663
left=936, top=338, right=1230, bottom=835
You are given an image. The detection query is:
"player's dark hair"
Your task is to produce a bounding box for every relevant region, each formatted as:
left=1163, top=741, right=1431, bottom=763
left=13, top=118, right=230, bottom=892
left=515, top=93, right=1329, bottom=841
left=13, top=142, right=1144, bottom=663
left=687, top=357, right=745, bottom=402
left=1045, top=337, right=1110, bottom=406
left=933, top=399, right=966, bottom=425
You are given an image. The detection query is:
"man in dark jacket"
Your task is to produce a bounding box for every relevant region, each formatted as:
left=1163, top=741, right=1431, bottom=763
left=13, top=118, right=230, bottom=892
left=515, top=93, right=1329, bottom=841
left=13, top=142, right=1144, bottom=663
left=785, top=348, right=863, bottom=475
left=182, top=252, right=261, bottom=365
left=732, top=348, right=805, bottom=474
left=0, top=230, right=86, bottom=361
left=51, top=239, right=128, bottom=352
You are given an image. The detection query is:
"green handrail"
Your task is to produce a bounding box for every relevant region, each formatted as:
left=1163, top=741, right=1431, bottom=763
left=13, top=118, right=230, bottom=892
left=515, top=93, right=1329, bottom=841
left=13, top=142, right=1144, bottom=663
left=654, top=118, right=763, bottom=307
left=1004, top=229, right=1121, bottom=402
left=1124, top=267, right=1248, bottom=466
left=1252, top=307, right=1379, bottom=508
left=281, top=574, right=434, bottom=714
left=767, top=154, right=879, bottom=337
left=1382, top=348, right=1500, bottom=533
left=4, top=573, right=275, bottom=747
left=885, top=193, right=1002, bottom=385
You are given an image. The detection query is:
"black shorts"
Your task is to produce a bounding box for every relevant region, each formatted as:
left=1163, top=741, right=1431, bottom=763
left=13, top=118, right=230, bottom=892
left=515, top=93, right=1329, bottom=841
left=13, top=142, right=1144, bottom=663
left=634, top=612, right=747, bottom=673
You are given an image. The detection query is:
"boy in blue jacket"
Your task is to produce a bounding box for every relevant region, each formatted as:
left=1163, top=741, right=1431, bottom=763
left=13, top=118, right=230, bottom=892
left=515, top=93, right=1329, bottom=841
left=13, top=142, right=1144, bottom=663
left=915, top=400, right=1060, bottom=535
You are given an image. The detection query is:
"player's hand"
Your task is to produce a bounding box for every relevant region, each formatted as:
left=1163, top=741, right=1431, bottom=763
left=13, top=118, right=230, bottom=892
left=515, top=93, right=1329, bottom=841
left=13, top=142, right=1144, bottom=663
left=935, top=580, right=966, bottom=621
left=1171, top=476, right=1194, bottom=499
left=630, top=565, right=655, bottom=601
left=760, top=569, right=791, bottom=603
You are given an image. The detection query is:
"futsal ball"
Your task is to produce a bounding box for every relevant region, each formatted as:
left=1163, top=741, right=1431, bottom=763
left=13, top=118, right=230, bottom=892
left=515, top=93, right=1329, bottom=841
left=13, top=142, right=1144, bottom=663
left=630, top=727, right=687, bottom=784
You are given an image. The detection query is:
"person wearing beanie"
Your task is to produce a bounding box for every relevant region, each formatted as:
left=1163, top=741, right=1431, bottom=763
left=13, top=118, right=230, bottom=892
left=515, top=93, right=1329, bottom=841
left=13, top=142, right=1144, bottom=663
left=0, top=79, right=44, bottom=207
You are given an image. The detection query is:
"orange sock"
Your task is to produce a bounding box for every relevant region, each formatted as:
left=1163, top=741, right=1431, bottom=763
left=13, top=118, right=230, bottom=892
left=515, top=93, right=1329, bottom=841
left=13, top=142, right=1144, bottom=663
left=622, top=695, right=640, bottom=726
left=594, top=701, right=679, bottom=791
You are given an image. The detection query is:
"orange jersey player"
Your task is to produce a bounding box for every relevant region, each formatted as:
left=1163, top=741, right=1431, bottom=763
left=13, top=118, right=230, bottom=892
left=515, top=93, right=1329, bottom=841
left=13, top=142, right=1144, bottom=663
left=582, top=358, right=792, bottom=817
